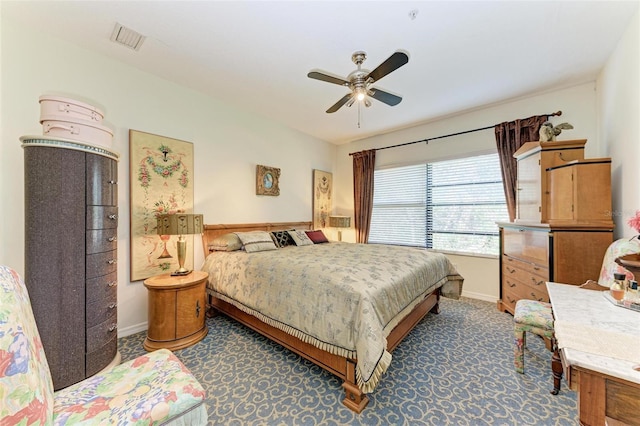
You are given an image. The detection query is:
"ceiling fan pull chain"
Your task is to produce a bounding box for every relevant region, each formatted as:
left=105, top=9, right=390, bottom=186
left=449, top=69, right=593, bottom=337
left=358, top=102, right=361, bottom=128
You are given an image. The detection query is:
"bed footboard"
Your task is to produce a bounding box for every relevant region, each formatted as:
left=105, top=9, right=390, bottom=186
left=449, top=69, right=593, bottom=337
left=207, top=287, right=440, bottom=413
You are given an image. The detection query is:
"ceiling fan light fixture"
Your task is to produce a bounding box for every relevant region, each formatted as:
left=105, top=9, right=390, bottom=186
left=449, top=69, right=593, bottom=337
left=307, top=50, right=409, bottom=117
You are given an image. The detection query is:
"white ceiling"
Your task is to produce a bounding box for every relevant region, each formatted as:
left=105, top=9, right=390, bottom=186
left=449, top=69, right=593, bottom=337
left=2, top=1, right=638, bottom=144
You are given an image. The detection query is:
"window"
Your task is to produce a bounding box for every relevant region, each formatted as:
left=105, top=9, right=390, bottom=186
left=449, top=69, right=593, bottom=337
left=369, top=153, right=509, bottom=256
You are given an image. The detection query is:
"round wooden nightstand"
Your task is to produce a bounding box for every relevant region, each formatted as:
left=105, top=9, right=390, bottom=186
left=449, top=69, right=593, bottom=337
left=143, top=270, right=209, bottom=351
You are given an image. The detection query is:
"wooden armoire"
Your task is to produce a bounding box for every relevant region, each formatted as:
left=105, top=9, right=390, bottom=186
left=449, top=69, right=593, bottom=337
left=22, top=136, right=120, bottom=390
left=497, top=139, right=614, bottom=314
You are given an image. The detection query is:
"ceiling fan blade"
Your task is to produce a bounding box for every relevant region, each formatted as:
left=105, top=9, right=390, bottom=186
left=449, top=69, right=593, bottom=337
left=366, top=51, right=409, bottom=83
left=369, top=88, right=402, bottom=106
left=326, top=93, right=354, bottom=113
left=308, top=71, right=350, bottom=87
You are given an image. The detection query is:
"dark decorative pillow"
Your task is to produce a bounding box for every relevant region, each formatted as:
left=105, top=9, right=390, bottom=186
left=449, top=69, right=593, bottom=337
left=271, top=230, right=294, bottom=248
left=305, top=230, right=329, bottom=244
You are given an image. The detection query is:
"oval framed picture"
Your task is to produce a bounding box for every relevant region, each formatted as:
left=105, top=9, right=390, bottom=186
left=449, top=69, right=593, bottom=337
left=256, top=164, right=280, bottom=196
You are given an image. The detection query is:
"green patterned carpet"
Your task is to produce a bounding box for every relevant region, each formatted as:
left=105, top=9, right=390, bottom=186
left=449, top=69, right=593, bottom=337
left=119, top=297, right=577, bottom=425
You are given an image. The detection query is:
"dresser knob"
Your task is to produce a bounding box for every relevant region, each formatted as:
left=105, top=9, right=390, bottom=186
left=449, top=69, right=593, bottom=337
left=108, top=324, right=117, bottom=332
left=107, top=180, right=117, bottom=184
left=195, top=300, right=201, bottom=317
left=108, top=281, right=117, bottom=287
left=108, top=259, right=117, bottom=265
left=108, top=214, right=118, bottom=220
left=108, top=236, right=117, bottom=242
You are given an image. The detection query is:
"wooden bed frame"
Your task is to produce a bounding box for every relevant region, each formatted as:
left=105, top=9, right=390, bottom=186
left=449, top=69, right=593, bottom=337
left=201, top=221, right=441, bottom=413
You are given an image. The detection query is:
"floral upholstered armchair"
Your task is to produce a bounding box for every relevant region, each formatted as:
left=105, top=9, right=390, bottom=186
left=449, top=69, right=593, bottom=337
left=580, top=236, right=640, bottom=291
left=0, top=265, right=208, bottom=425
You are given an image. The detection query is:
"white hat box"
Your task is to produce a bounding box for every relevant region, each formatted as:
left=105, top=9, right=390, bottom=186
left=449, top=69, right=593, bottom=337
left=42, top=118, right=113, bottom=148
left=39, top=95, right=105, bottom=124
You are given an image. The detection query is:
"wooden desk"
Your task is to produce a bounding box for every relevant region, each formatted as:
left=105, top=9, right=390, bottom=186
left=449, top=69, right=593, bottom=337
left=547, top=282, right=640, bottom=426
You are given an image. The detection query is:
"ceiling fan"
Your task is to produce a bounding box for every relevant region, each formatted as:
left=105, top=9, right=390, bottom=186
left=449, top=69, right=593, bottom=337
left=307, top=50, right=409, bottom=114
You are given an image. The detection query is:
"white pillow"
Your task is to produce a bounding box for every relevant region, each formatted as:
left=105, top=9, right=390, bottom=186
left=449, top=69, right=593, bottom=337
left=287, top=229, right=314, bottom=246
left=235, top=231, right=278, bottom=253
left=209, top=233, right=243, bottom=251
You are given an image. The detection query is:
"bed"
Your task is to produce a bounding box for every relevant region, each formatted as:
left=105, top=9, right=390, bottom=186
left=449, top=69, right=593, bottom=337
left=200, top=221, right=463, bottom=412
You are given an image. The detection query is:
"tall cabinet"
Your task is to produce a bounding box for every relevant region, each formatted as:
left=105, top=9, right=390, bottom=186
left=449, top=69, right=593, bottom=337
left=22, top=136, right=120, bottom=390
left=497, top=140, right=614, bottom=315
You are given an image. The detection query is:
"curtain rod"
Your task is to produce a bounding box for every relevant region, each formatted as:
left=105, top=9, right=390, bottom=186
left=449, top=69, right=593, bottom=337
left=349, top=110, right=562, bottom=155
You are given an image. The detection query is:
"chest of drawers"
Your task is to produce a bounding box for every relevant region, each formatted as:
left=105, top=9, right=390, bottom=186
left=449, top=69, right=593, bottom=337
left=498, top=223, right=613, bottom=315
left=23, top=137, right=120, bottom=390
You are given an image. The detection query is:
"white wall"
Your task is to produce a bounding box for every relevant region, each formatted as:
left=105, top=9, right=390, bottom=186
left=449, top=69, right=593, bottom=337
left=0, top=19, right=334, bottom=336
left=334, top=82, right=606, bottom=302
left=597, top=10, right=640, bottom=237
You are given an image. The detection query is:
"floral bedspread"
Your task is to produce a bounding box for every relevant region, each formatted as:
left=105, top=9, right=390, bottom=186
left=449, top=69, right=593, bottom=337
left=202, top=242, right=463, bottom=393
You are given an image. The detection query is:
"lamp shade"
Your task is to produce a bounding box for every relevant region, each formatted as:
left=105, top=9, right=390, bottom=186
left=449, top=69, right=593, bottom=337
left=329, top=216, right=351, bottom=228
left=156, top=214, right=203, bottom=236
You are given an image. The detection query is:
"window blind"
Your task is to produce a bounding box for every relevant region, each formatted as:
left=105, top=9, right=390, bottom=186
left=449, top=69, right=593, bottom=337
left=369, top=153, right=509, bottom=256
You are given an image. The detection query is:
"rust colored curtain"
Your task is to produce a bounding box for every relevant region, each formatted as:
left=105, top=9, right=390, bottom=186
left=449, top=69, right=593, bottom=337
left=495, top=115, right=549, bottom=222
left=352, top=149, right=376, bottom=243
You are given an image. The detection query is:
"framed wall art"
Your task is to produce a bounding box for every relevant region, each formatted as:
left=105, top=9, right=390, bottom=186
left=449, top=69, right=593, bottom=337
left=313, top=169, right=332, bottom=229
left=129, top=130, right=195, bottom=281
left=256, top=164, right=280, bottom=196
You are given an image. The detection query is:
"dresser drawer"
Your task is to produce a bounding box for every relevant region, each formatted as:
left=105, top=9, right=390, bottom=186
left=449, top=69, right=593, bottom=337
left=86, top=229, right=118, bottom=254
left=86, top=293, right=118, bottom=328
left=86, top=334, right=117, bottom=377
left=86, top=271, right=117, bottom=304
left=502, top=255, right=549, bottom=280
left=502, top=263, right=546, bottom=289
left=503, top=226, right=549, bottom=265
left=87, top=206, right=118, bottom=230
left=86, top=155, right=117, bottom=207
left=504, top=276, right=549, bottom=303
left=87, top=312, right=118, bottom=353
left=86, top=250, right=117, bottom=278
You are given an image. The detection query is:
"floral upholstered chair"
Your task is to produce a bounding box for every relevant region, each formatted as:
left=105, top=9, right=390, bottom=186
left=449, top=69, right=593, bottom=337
left=593, top=236, right=640, bottom=287
left=0, top=265, right=208, bottom=425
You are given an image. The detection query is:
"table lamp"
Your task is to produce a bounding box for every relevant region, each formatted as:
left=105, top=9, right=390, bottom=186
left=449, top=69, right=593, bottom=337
left=329, top=215, right=351, bottom=242
left=156, top=213, right=203, bottom=276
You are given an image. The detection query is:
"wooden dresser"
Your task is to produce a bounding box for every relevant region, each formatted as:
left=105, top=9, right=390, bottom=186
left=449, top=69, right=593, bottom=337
left=497, top=139, right=614, bottom=315
left=22, top=136, right=120, bottom=390
left=498, top=223, right=613, bottom=314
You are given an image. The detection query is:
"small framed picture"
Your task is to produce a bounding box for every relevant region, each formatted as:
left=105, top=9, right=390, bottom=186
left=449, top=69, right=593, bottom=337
left=256, top=165, right=280, bottom=196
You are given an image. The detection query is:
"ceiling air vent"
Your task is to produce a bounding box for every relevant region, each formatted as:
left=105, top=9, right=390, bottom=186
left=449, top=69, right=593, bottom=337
left=110, top=23, right=146, bottom=51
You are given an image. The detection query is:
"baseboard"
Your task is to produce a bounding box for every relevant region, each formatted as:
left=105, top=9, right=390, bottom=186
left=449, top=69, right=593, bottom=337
left=460, top=290, right=498, bottom=304
left=117, top=322, right=147, bottom=339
